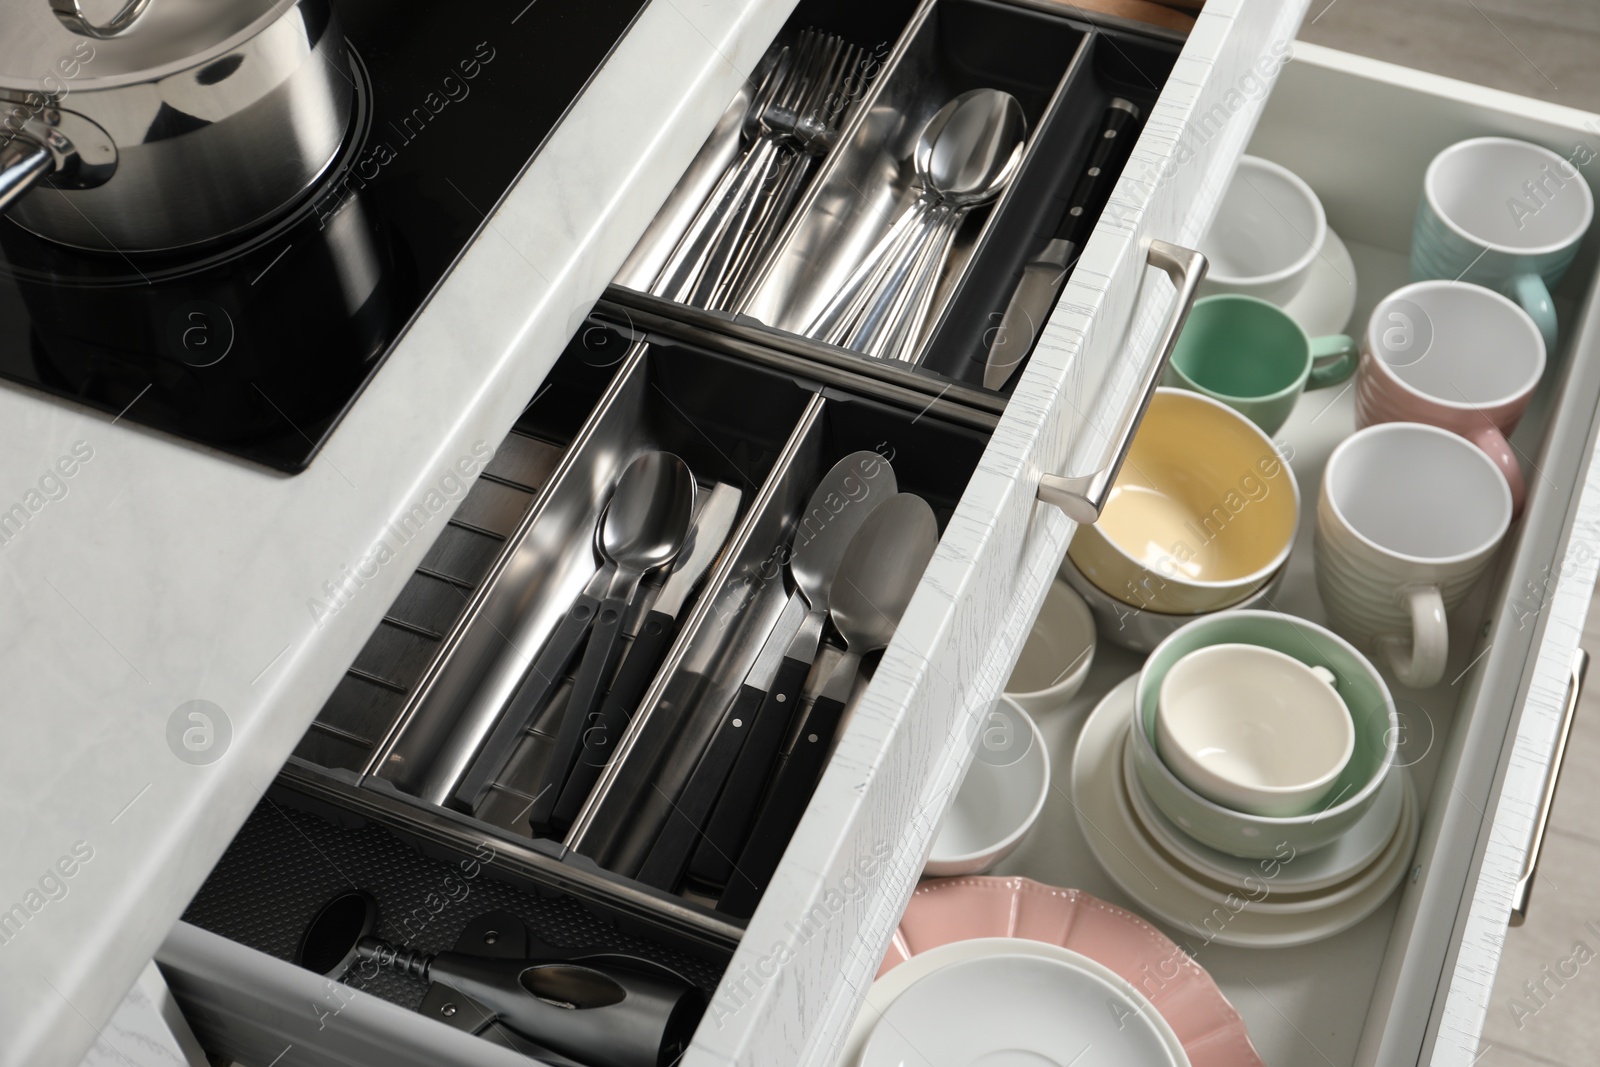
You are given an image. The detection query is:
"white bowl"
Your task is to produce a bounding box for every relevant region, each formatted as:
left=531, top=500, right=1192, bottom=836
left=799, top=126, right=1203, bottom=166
left=926, top=698, right=1049, bottom=876
left=1157, top=643, right=1355, bottom=817
left=1004, top=578, right=1096, bottom=714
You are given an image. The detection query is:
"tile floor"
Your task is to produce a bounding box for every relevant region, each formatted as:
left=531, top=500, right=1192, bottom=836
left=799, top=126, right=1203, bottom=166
left=1299, top=4, right=1600, bottom=1065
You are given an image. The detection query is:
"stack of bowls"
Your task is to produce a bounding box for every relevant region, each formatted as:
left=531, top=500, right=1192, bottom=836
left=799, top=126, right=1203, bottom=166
left=1063, top=388, right=1300, bottom=652
left=1130, top=611, right=1398, bottom=859
left=1072, top=609, right=1416, bottom=947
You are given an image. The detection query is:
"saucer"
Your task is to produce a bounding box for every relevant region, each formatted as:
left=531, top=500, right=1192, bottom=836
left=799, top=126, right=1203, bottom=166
left=1283, top=227, right=1358, bottom=336
left=859, top=878, right=1264, bottom=1067
left=1121, top=728, right=1406, bottom=894
left=858, top=947, right=1185, bottom=1067
left=1072, top=677, right=1418, bottom=948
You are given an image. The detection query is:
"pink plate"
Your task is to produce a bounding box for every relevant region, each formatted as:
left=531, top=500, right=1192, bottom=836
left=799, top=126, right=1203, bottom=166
left=881, top=876, right=1264, bottom=1067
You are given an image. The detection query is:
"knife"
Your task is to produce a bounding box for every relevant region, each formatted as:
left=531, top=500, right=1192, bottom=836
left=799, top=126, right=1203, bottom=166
left=542, top=483, right=745, bottom=834
left=983, top=98, right=1142, bottom=391
left=634, top=592, right=807, bottom=891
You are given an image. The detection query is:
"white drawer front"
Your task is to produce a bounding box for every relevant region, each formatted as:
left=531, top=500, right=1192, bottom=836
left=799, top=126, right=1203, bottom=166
left=687, top=2, right=1309, bottom=1063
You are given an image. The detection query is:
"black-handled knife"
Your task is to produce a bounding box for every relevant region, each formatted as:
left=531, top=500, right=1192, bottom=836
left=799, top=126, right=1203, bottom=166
left=685, top=611, right=819, bottom=889
left=715, top=660, right=856, bottom=920
left=635, top=593, right=806, bottom=891
left=450, top=565, right=611, bottom=814
left=984, top=98, right=1142, bottom=391
left=548, top=485, right=744, bottom=832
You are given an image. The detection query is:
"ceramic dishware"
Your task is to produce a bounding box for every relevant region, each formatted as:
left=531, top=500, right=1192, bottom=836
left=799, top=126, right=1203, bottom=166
left=858, top=949, right=1184, bottom=1067
left=1004, top=578, right=1097, bottom=712
left=1316, top=422, right=1513, bottom=688
left=1058, top=550, right=1289, bottom=654
left=1122, top=733, right=1407, bottom=894
left=1130, top=611, right=1399, bottom=858
left=1413, top=136, right=1593, bottom=350
left=1283, top=227, right=1359, bottom=336
left=1119, top=733, right=1415, bottom=918
left=1166, top=294, right=1356, bottom=435
left=1357, top=280, right=1545, bottom=514
left=1156, top=643, right=1354, bottom=817
left=925, top=698, right=1049, bottom=876
left=1067, top=389, right=1299, bottom=615
left=1200, top=156, right=1328, bottom=305
left=866, top=881, right=1265, bottom=1067
left=1074, top=678, right=1418, bottom=947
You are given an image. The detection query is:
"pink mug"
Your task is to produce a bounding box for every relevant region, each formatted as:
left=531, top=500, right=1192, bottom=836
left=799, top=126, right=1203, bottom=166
left=1357, top=280, right=1545, bottom=515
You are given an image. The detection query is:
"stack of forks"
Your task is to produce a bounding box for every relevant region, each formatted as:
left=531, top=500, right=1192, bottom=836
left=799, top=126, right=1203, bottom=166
left=651, top=30, right=865, bottom=311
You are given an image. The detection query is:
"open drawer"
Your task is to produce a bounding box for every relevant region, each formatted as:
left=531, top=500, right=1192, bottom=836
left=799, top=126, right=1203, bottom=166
left=154, top=1, right=1307, bottom=1065
left=797, top=42, right=1600, bottom=1067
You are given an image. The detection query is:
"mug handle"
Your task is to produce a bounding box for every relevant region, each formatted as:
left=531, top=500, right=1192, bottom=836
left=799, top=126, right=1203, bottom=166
left=1509, top=273, right=1558, bottom=353
left=1467, top=423, right=1526, bottom=518
left=1380, top=584, right=1448, bottom=688
left=1307, top=334, right=1358, bottom=389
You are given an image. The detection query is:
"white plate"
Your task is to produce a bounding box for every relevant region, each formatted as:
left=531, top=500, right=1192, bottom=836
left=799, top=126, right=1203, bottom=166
left=1121, top=726, right=1405, bottom=893
left=843, top=938, right=1188, bottom=1067
left=1071, top=677, right=1418, bottom=948
left=1118, top=732, right=1416, bottom=916
left=1283, top=227, right=1359, bottom=336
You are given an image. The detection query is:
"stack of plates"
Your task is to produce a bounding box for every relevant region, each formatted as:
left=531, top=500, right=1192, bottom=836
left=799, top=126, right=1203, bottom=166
left=841, top=877, right=1264, bottom=1066
left=1073, top=676, right=1418, bottom=948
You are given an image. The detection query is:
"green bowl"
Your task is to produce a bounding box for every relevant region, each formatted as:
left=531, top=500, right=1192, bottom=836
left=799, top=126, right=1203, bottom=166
left=1130, top=610, right=1398, bottom=859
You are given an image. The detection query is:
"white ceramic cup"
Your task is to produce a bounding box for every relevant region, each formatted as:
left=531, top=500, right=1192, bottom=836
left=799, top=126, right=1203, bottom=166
left=1199, top=155, right=1328, bottom=305
left=1315, top=423, right=1513, bottom=688
left=1155, top=643, right=1354, bottom=817
left=1357, top=280, right=1546, bottom=515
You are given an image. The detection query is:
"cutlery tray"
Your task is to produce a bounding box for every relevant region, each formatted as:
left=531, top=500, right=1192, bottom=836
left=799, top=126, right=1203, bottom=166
left=612, top=0, right=1181, bottom=397
left=269, top=318, right=992, bottom=953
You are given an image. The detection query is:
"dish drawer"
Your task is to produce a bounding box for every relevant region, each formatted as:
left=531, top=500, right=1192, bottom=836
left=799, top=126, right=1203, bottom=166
left=790, top=43, right=1600, bottom=1067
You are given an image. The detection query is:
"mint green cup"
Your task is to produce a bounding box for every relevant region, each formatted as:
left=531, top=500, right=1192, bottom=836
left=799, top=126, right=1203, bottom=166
left=1413, top=137, right=1593, bottom=352
left=1165, top=294, right=1356, bottom=436
left=1129, top=610, right=1398, bottom=859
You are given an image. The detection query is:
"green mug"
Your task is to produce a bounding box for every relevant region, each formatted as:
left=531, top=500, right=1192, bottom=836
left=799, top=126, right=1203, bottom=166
left=1165, top=294, right=1356, bottom=435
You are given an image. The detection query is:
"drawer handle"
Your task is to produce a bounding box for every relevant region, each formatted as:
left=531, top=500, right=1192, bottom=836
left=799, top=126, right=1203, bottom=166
left=1036, top=239, right=1207, bottom=524
left=1511, top=646, right=1588, bottom=924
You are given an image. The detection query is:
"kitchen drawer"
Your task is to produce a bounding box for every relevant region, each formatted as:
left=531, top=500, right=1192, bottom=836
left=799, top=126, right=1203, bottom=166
left=161, top=0, right=1305, bottom=1063
left=610, top=0, right=1193, bottom=406
left=783, top=44, right=1600, bottom=1067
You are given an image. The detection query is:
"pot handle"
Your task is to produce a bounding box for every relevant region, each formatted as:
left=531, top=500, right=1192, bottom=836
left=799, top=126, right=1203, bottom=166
left=49, top=0, right=152, bottom=38
left=0, top=137, right=54, bottom=215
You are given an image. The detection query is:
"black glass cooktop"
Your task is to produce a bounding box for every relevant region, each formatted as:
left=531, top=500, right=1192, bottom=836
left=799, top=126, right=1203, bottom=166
left=0, top=0, right=649, bottom=472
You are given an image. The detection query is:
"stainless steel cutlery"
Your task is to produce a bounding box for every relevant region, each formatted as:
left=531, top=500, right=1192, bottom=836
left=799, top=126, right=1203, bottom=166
left=717, top=491, right=940, bottom=918
left=984, top=98, right=1142, bottom=390
left=652, top=30, right=864, bottom=311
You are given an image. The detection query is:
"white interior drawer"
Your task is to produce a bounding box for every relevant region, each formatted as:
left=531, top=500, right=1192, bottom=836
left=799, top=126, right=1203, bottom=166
left=693, top=0, right=1308, bottom=1063
left=759, top=41, right=1600, bottom=1067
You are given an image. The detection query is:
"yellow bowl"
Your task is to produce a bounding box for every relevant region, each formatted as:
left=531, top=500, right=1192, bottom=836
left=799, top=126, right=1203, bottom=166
left=1067, top=388, right=1299, bottom=614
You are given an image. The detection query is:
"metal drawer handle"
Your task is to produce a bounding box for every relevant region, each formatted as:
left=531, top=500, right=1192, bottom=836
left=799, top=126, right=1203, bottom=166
left=1511, top=646, right=1588, bottom=924
left=1036, top=239, right=1207, bottom=524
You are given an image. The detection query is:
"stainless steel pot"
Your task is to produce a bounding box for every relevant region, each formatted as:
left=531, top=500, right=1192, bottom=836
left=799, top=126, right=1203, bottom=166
left=0, top=0, right=353, bottom=252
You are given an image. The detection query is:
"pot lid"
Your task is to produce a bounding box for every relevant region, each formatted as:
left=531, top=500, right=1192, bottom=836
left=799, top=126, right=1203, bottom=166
left=2, top=0, right=288, bottom=90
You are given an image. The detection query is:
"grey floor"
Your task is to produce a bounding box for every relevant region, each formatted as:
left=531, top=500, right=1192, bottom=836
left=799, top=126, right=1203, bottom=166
left=1298, top=4, right=1600, bottom=1066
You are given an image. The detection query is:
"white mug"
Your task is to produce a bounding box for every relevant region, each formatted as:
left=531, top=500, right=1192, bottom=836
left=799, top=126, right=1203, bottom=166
left=1199, top=155, right=1327, bottom=305
left=1315, top=422, right=1512, bottom=687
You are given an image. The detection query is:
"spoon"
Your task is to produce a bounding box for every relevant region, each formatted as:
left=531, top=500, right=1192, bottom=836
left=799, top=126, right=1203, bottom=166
left=683, top=449, right=898, bottom=889
left=529, top=451, right=697, bottom=835
left=807, top=89, right=1026, bottom=353
left=718, top=492, right=940, bottom=918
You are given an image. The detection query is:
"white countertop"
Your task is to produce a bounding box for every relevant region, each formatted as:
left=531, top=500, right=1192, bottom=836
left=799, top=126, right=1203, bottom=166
left=0, top=1, right=795, bottom=1062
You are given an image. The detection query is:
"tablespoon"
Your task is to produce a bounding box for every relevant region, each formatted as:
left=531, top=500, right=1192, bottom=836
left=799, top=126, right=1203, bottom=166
left=529, top=451, right=696, bottom=835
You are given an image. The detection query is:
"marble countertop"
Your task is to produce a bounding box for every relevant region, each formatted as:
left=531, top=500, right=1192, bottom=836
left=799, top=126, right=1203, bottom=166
left=0, top=1, right=794, bottom=1062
